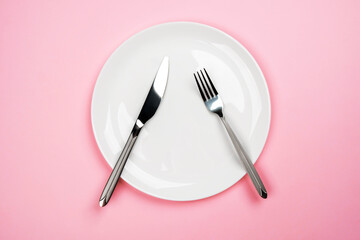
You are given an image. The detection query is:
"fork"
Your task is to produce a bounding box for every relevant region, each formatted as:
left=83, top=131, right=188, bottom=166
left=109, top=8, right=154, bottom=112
left=194, top=68, right=267, bottom=198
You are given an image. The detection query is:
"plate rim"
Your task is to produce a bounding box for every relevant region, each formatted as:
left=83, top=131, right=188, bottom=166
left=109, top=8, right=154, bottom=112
left=91, top=21, right=271, bottom=201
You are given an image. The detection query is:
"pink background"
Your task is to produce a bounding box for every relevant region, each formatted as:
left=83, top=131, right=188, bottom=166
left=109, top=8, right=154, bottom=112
left=1, top=0, right=360, bottom=239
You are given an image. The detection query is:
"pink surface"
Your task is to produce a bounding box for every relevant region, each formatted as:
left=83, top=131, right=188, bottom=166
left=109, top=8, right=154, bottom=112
left=1, top=0, right=360, bottom=239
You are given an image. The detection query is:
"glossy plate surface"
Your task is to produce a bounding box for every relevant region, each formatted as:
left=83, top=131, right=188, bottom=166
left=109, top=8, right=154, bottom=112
left=91, top=22, right=271, bottom=201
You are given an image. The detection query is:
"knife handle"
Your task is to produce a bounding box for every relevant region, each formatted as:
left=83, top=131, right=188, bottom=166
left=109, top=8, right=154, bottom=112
left=99, top=121, right=142, bottom=207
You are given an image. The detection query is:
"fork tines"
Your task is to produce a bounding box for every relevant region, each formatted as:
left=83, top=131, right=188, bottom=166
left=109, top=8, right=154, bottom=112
left=194, top=68, right=218, bottom=101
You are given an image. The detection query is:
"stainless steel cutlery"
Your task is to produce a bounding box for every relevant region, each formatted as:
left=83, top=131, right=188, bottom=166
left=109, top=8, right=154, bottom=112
left=99, top=57, right=169, bottom=207
left=194, top=68, right=267, bottom=199
left=99, top=60, right=267, bottom=207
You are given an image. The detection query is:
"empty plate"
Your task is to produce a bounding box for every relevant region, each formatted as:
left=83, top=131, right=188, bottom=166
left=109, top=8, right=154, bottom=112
left=91, top=22, right=271, bottom=201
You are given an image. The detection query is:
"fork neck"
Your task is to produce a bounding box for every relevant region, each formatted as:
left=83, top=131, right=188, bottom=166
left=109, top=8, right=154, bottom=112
left=205, top=96, right=224, bottom=117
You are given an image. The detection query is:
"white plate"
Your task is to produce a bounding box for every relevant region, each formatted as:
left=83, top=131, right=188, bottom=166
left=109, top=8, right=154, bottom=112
left=91, top=22, right=271, bottom=201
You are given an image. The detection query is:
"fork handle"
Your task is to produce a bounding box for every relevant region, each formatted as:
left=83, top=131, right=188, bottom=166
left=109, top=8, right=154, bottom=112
left=220, top=117, right=267, bottom=198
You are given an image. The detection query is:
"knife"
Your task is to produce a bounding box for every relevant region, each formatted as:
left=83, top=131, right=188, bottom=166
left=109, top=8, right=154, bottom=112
left=99, top=57, right=169, bottom=207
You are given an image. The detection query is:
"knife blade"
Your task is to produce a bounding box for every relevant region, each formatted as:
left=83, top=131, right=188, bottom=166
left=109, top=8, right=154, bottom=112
left=99, top=56, right=169, bottom=207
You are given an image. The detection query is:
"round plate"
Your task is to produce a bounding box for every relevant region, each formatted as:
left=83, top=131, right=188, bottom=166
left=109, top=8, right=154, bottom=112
left=91, top=22, right=271, bottom=201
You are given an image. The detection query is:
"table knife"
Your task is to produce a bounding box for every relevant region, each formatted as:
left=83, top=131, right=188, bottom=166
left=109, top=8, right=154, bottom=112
left=99, top=56, right=169, bottom=207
